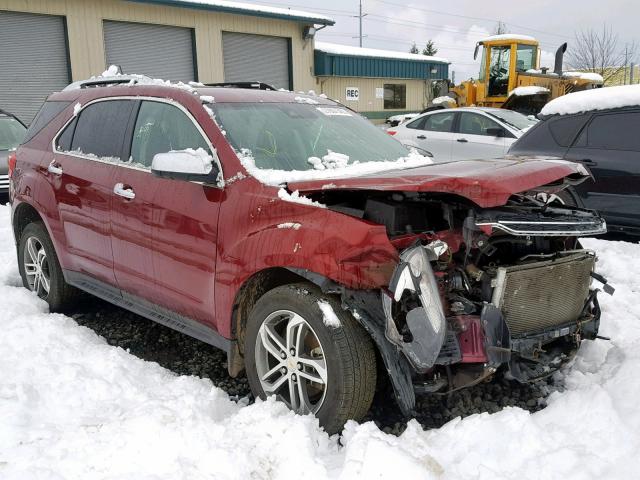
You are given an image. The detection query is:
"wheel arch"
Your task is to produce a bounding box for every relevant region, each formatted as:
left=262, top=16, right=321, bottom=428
left=12, top=201, right=46, bottom=244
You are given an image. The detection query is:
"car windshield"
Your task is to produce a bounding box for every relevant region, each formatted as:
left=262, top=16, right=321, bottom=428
left=0, top=116, right=26, bottom=151
left=212, top=102, right=413, bottom=171
left=486, top=109, right=537, bottom=131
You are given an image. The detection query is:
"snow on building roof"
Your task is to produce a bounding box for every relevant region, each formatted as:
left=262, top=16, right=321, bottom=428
left=478, top=34, right=537, bottom=43
left=314, top=42, right=449, bottom=64
left=509, top=86, right=550, bottom=97
left=128, top=0, right=335, bottom=25
left=541, top=84, right=640, bottom=116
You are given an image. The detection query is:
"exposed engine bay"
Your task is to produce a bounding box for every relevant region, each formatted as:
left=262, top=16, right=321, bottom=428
left=310, top=188, right=612, bottom=414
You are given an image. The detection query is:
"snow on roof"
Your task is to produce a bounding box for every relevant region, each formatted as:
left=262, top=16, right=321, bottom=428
left=479, top=34, right=537, bottom=43
left=541, top=84, right=640, bottom=116
left=314, top=42, right=449, bottom=64
left=563, top=71, right=604, bottom=83
left=509, top=86, right=550, bottom=97
left=128, top=0, right=334, bottom=25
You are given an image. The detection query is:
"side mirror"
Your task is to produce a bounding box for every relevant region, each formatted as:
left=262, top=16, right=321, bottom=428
left=151, top=148, right=221, bottom=185
left=486, top=127, right=505, bottom=137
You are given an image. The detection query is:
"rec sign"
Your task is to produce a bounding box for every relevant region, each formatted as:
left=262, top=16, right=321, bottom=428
left=345, top=87, right=359, bottom=101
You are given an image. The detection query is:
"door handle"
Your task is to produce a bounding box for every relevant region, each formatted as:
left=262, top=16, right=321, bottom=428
left=417, top=135, right=427, bottom=140
left=114, top=183, right=135, bottom=200
left=47, top=161, right=63, bottom=176
left=456, top=138, right=468, bottom=143
left=580, top=158, right=598, bottom=166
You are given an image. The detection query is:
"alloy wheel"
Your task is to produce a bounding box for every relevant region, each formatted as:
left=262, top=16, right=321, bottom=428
left=255, top=309, right=328, bottom=414
left=23, top=236, right=51, bottom=297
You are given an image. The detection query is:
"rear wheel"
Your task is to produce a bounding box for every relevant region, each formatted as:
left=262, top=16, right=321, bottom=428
left=245, top=283, right=377, bottom=434
left=18, top=222, right=81, bottom=311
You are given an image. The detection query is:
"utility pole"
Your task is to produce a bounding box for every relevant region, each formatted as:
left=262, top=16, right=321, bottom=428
left=352, top=0, right=367, bottom=47
left=624, top=44, right=629, bottom=85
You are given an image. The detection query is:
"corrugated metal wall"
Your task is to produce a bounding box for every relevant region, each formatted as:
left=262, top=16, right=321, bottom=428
left=314, top=50, right=449, bottom=80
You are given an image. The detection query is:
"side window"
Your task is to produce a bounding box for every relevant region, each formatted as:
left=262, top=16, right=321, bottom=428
left=71, top=100, right=135, bottom=159
left=130, top=101, right=210, bottom=168
left=458, top=113, right=501, bottom=136
left=405, top=117, right=425, bottom=130
left=423, top=112, right=455, bottom=133
left=582, top=112, right=640, bottom=151
left=549, top=114, right=588, bottom=147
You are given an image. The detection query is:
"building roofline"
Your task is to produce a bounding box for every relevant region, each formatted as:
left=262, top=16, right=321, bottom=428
left=314, top=42, right=450, bottom=65
left=126, top=0, right=335, bottom=25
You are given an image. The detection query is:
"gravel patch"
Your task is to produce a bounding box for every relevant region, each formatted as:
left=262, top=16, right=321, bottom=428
left=71, top=297, right=559, bottom=435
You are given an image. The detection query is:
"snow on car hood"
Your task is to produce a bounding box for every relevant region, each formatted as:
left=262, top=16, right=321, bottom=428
left=288, top=157, right=590, bottom=208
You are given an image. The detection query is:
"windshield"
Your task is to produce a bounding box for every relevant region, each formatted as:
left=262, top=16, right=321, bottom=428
left=212, top=102, right=413, bottom=171
left=0, top=117, right=26, bottom=151
left=486, top=109, right=537, bottom=131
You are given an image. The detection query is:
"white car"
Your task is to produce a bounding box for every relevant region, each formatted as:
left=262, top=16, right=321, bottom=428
left=387, top=107, right=537, bottom=161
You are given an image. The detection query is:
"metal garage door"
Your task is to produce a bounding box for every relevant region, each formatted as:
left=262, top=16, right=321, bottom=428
left=104, top=21, right=196, bottom=83
left=0, top=10, right=71, bottom=124
left=222, top=32, right=291, bottom=90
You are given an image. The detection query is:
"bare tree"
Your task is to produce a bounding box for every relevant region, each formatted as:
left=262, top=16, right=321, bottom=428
left=409, top=42, right=419, bottom=54
left=568, top=24, right=637, bottom=84
left=493, top=21, right=508, bottom=35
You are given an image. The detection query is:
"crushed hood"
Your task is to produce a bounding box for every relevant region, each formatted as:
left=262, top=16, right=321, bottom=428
left=288, top=157, right=589, bottom=208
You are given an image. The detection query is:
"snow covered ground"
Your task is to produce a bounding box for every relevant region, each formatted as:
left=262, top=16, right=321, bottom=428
left=1, top=202, right=639, bottom=479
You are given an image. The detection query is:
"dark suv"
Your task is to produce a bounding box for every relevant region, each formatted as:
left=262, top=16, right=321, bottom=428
left=10, top=75, right=609, bottom=433
left=509, top=97, right=640, bottom=236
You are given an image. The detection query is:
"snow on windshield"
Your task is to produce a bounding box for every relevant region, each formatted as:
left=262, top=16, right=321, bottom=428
left=541, top=84, right=640, bottom=116
left=239, top=148, right=432, bottom=185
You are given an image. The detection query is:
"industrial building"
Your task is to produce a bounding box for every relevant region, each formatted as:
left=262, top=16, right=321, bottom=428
left=0, top=0, right=449, bottom=124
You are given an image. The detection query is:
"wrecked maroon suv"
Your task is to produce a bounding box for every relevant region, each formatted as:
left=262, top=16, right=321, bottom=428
left=10, top=75, right=609, bottom=434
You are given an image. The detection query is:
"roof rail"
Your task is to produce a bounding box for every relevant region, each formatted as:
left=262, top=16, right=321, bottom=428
left=62, top=75, right=153, bottom=92
left=204, top=82, right=277, bottom=91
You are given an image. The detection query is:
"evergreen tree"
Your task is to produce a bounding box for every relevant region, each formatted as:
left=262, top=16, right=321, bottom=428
left=423, top=39, right=438, bottom=56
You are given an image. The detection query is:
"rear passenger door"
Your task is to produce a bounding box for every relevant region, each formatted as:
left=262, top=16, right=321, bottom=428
left=111, top=99, right=223, bottom=330
left=413, top=111, right=456, bottom=162
left=50, top=99, right=134, bottom=287
left=453, top=112, right=508, bottom=161
left=565, top=110, right=640, bottom=228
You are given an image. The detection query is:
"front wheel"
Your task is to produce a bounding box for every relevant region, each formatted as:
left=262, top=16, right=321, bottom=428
left=244, top=283, right=377, bottom=434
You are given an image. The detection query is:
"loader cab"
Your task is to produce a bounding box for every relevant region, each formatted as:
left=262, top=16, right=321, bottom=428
left=475, top=36, right=540, bottom=104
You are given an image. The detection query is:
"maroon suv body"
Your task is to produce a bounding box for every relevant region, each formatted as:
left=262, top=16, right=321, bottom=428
left=10, top=79, right=608, bottom=433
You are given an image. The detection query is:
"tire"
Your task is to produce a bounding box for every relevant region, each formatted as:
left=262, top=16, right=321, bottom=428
left=18, top=222, right=81, bottom=312
left=245, top=283, right=377, bottom=434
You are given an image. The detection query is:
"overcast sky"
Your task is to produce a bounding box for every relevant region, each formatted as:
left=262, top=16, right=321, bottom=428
left=248, top=0, right=638, bottom=81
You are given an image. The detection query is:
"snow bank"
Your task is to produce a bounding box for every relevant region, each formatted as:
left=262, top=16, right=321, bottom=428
left=315, top=42, right=449, bottom=64
left=2, top=199, right=640, bottom=479
left=541, top=84, right=640, bottom=116
left=238, top=148, right=433, bottom=186
left=509, top=86, right=550, bottom=97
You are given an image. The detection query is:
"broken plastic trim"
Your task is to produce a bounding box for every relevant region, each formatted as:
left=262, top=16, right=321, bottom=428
left=382, top=242, right=448, bottom=372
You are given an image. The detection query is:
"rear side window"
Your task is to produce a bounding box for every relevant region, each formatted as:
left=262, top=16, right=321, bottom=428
left=548, top=114, right=588, bottom=147
left=71, top=100, right=135, bottom=159
left=580, top=111, right=640, bottom=151
left=23, top=100, right=71, bottom=143
left=130, top=101, right=210, bottom=167
left=423, top=112, right=455, bottom=132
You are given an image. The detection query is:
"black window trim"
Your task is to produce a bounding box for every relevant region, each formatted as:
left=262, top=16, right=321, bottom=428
left=51, top=96, right=223, bottom=181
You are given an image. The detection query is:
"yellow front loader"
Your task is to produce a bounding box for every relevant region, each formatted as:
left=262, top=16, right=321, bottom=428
left=450, top=35, right=603, bottom=114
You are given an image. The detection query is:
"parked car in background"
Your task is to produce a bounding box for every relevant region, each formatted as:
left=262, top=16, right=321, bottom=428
left=10, top=74, right=607, bottom=434
left=0, top=109, right=27, bottom=195
left=387, top=107, right=537, bottom=162
left=385, top=112, right=420, bottom=127
left=509, top=85, right=640, bottom=236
